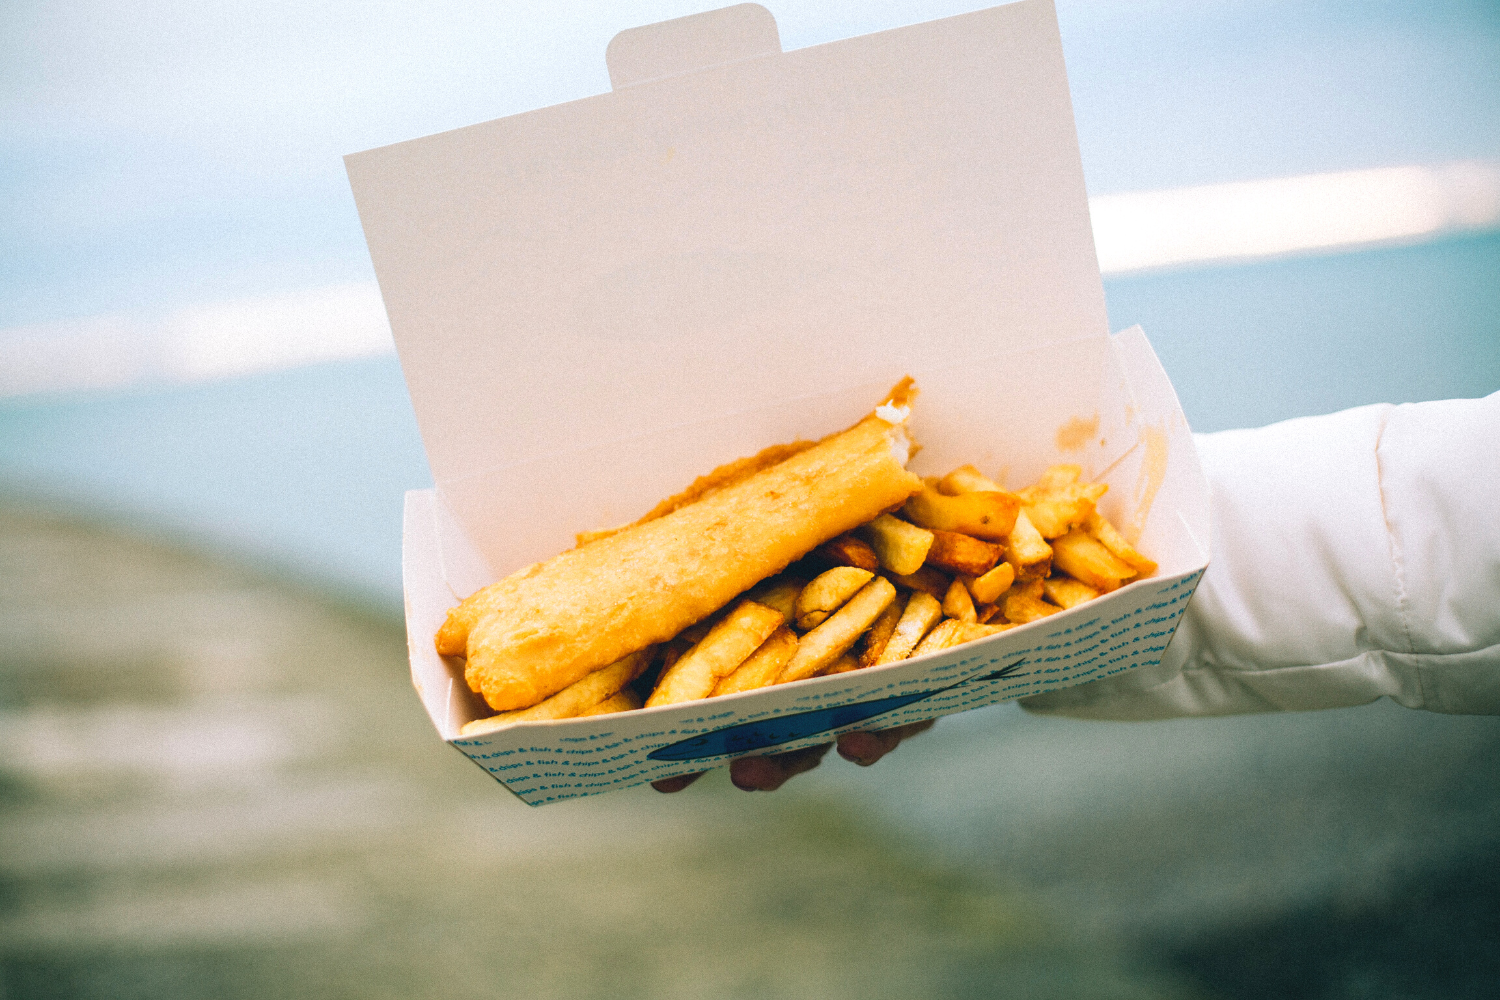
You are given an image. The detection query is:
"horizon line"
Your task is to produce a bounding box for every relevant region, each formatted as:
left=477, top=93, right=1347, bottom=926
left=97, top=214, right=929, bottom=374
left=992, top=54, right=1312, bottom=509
left=3, top=160, right=1497, bottom=401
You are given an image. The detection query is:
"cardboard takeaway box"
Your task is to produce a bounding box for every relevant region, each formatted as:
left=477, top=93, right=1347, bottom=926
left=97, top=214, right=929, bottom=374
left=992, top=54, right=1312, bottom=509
left=345, top=0, right=1210, bottom=806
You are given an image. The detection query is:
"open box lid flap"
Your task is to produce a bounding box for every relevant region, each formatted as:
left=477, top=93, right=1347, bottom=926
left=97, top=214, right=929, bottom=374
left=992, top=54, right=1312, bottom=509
left=346, top=0, right=1105, bottom=544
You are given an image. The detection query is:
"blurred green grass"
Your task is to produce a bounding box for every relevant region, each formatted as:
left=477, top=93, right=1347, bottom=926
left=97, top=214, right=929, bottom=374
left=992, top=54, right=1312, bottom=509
left=3, top=501, right=1496, bottom=999
left=0, top=503, right=1211, bottom=1000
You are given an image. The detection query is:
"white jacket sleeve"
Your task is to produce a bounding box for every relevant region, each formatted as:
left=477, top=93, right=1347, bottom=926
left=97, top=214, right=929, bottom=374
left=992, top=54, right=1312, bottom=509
left=1021, top=392, right=1500, bottom=719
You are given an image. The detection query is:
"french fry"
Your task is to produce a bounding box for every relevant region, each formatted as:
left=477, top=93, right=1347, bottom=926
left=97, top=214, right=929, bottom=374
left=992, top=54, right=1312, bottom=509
left=461, top=647, right=654, bottom=735
left=647, top=600, right=784, bottom=706
left=746, top=574, right=806, bottom=621
left=1084, top=511, right=1158, bottom=576
left=1002, top=578, right=1042, bottom=601
left=911, top=618, right=963, bottom=657
left=876, top=591, right=944, bottom=664
left=858, top=593, right=908, bottom=667
left=822, top=654, right=860, bottom=676
left=1024, top=482, right=1108, bottom=539
left=953, top=622, right=1015, bottom=645
left=975, top=602, right=1003, bottom=624
left=812, top=533, right=880, bottom=572
left=1051, top=528, right=1136, bottom=593
left=962, top=562, right=1015, bottom=605
left=651, top=642, right=685, bottom=689
left=712, top=626, right=799, bottom=696
left=579, top=688, right=643, bottom=716
left=884, top=566, right=951, bottom=598
left=1043, top=575, right=1100, bottom=609
left=1019, top=463, right=1081, bottom=500
left=857, top=513, right=934, bottom=576
left=1005, top=509, right=1052, bottom=580
left=1003, top=595, right=1060, bottom=624
left=1001, top=579, right=1063, bottom=624
left=936, top=464, right=1003, bottom=495
left=901, top=482, right=1021, bottom=540
left=675, top=619, right=716, bottom=647
left=796, top=567, right=876, bottom=631
left=780, top=577, right=897, bottom=683
left=942, top=578, right=977, bottom=623
left=924, top=529, right=1003, bottom=576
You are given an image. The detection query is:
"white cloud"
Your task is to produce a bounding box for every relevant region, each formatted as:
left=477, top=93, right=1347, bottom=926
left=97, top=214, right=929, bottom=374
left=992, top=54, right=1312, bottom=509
left=0, top=283, right=394, bottom=398
left=162, top=283, right=394, bottom=381
left=1090, top=161, right=1500, bottom=275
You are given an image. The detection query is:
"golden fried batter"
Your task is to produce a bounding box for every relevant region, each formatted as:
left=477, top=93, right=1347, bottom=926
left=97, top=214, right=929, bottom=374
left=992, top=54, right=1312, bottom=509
left=444, top=404, right=920, bottom=712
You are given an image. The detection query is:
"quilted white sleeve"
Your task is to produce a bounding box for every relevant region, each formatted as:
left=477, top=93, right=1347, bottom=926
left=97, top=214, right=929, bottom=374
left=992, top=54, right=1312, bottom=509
left=1021, top=392, right=1500, bottom=719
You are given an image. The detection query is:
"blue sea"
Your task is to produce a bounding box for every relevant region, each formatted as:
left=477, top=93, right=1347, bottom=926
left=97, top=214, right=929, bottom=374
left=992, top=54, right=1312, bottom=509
left=3, top=233, right=1497, bottom=605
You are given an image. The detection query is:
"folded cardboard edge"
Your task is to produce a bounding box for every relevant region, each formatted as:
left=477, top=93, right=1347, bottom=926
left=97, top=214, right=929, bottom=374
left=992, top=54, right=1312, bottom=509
left=403, top=491, right=484, bottom=737
left=458, top=565, right=1208, bottom=806
left=1106, top=324, right=1211, bottom=564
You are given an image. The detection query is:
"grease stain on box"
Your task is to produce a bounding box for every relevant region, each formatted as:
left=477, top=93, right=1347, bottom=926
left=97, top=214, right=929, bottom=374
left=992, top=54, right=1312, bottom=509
left=1128, top=423, right=1170, bottom=545
left=1054, top=413, right=1100, bottom=452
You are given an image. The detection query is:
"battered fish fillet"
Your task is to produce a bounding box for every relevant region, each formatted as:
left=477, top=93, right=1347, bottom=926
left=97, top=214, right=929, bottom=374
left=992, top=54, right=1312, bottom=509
left=573, top=439, right=817, bottom=547
left=443, top=395, right=921, bottom=712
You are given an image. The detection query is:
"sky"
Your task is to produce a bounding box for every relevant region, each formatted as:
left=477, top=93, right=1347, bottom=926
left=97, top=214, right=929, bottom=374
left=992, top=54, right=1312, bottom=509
left=4, top=0, right=1499, bottom=329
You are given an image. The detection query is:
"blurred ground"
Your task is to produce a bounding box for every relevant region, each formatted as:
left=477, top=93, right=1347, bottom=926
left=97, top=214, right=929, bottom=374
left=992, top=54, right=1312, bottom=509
left=1, top=502, right=1497, bottom=999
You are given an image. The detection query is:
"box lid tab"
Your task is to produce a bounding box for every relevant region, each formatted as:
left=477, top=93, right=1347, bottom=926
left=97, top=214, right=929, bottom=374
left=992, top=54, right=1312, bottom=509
left=607, top=3, right=781, bottom=90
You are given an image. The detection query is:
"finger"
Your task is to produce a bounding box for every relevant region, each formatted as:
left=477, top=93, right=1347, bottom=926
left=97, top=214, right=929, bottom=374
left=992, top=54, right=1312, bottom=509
left=651, top=771, right=705, bottom=793
left=836, top=718, right=935, bottom=766
left=729, top=742, right=833, bottom=791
